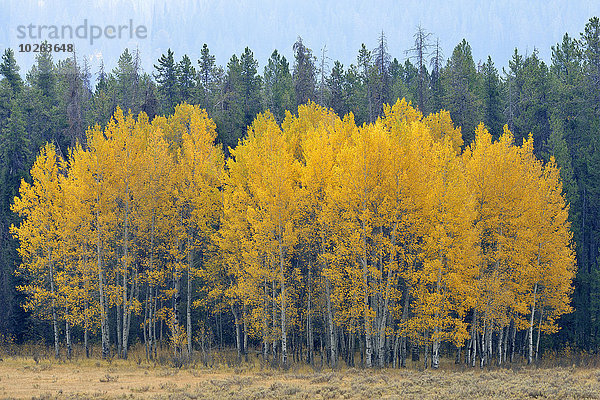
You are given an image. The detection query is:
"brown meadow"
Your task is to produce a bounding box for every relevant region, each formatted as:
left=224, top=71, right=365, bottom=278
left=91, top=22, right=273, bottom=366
left=0, top=349, right=598, bottom=400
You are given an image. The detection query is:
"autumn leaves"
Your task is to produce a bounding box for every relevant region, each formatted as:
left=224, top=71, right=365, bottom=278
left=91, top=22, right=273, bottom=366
left=11, top=100, right=574, bottom=368
left=12, top=105, right=223, bottom=360
left=219, top=99, right=574, bottom=367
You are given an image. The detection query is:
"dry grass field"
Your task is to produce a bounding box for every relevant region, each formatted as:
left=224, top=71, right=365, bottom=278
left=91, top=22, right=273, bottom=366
left=0, top=352, right=599, bottom=400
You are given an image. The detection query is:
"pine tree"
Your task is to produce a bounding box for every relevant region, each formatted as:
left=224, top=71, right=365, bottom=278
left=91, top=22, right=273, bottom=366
left=327, top=61, right=346, bottom=116
left=113, top=49, right=142, bottom=115
left=263, top=50, right=294, bottom=123
left=239, top=47, right=262, bottom=130
left=197, top=43, right=218, bottom=111
left=442, top=39, right=481, bottom=144
left=154, top=49, right=179, bottom=115
left=513, top=50, right=551, bottom=154
left=357, top=43, right=374, bottom=123
left=216, top=54, right=247, bottom=152
left=27, top=46, right=68, bottom=152
left=0, top=49, right=22, bottom=94
left=0, top=66, right=30, bottom=339
left=177, top=54, right=196, bottom=104
left=480, top=56, right=503, bottom=138
left=293, top=37, right=316, bottom=107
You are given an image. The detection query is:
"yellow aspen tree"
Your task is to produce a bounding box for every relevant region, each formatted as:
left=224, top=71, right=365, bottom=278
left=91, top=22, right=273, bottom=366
left=219, top=153, right=262, bottom=360
left=516, top=145, right=576, bottom=364
left=105, top=108, right=147, bottom=359
left=463, top=125, right=560, bottom=366
left=410, top=133, right=477, bottom=369
left=65, top=143, right=104, bottom=357
left=298, top=109, right=350, bottom=365
left=172, top=104, right=223, bottom=357
left=52, top=169, right=89, bottom=360
left=11, top=143, right=66, bottom=358
left=75, top=119, right=120, bottom=359
left=464, top=125, right=517, bottom=366
left=330, top=120, right=394, bottom=368
left=533, top=160, right=576, bottom=345
left=377, top=99, right=429, bottom=367
left=226, top=111, right=300, bottom=365
left=136, top=121, right=173, bottom=360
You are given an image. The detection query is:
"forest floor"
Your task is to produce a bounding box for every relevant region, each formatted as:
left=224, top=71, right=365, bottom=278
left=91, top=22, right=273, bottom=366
left=0, top=353, right=599, bottom=399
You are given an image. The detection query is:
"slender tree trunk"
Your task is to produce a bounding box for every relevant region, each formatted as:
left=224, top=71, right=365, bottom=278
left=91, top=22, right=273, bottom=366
left=160, top=300, right=164, bottom=346
left=412, top=342, right=420, bottom=362
left=472, top=331, right=479, bottom=367
left=144, top=284, right=149, bottom=360
left=272, top=280, right=277, bottom=363
left=263, top=279, right=269, bottom=362
left=325, top=276, right=336, bottom=366
left=149, top=287, right=155, bottom=359
left=278, top=235, right=287, bottom=366
left=49, top=258, right=59, bottom=359
left=125, top=270, right=138, bottom=358
left=393, top=333, right=400, bottom=368
left=97, top=208, right=109, bottom=359
left=400, top=285, right=410, bottom=367
left=432, top=255, right=444, bottom=369
left=173, top=258, right=181, bottom=355
left=116, top=296, right=122, bottom=356
left=470, top=312, right=477, bottom=367
left=218, top=311, right=223, bottom=350
left=510, top=321, right=516, bottom=363
left=497, top=328, right=503, bottom=365
left=232, top=305, right=241, bottom=361
left=424, top=332, right=429, bottom=369
left=350, top=332, right=355, bottom=367
left=307, top=268, right=314, bottom=365
left=503, top=325, right=509, bottom=364
left=528, top=282, right=538, bottom=364
left=121, top=177, right=131, bottom=359
left=153, top=295, right=158, bottom=358
left=149, top=208, right=156, bottom=359
left=187, top=243, right=193, bottom=358
left=243, top=305, right=248, bottom=361
left=377, top=260, right=393, bottom=368
left=84, top=325, right=89, bottom=359
left=535, top=308, right=544, bottom=361
left=429, top=252, right=447, bottom=369
left=487, top=326, right=492, bottom=366
left=84, top=300, right=89, bottom=358
left=432, top=339, right=441, bottom=369
left=122, top=277, right=130, bottom=359
left=65, top=316, right=72, bottom=359
left=361, top=225, right=372, bottom=368
left=480, top=320, right=488, bottom=368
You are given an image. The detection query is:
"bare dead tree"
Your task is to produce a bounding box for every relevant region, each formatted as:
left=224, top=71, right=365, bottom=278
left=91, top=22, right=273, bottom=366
left=406, top=25, right=433, bottom=113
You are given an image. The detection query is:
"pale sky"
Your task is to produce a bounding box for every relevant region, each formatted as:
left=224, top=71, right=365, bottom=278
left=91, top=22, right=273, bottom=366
left=1, top=0, right=599, bottom=80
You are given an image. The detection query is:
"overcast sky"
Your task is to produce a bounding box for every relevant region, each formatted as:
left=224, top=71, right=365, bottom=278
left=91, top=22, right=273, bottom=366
left=1, top=0, right=599, bottom=80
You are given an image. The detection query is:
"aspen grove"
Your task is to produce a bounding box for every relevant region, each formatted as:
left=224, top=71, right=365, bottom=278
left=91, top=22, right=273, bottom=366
left=10, top=100, right=575, bottom=368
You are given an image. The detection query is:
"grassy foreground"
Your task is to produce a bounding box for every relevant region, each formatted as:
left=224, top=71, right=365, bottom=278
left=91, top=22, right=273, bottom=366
left=0, top=355, right=599, bottom=400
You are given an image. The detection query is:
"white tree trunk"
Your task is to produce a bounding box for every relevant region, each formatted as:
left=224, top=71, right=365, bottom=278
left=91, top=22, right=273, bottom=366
left=528, top=282, right=538, bottom=365
left=278, top=236, right=287, bottom=366
left=187, top=243, right=193, bottom=358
